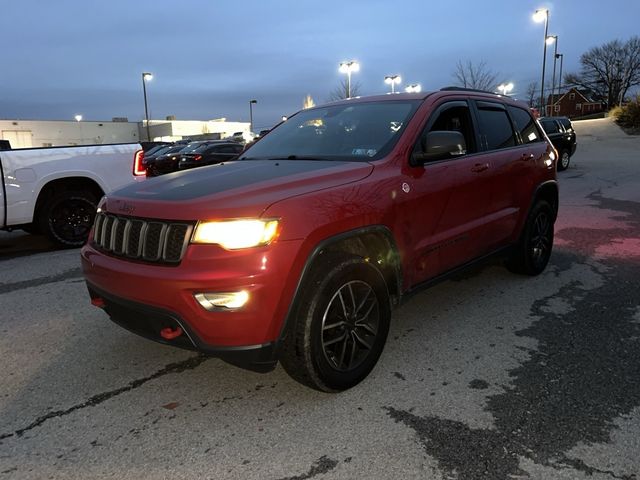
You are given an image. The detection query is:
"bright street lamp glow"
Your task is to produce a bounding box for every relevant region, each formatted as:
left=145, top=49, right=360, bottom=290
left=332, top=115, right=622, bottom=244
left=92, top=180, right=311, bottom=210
left=497, top=83, right=514, bottom=95
left=142, top=72, right=153, bottom=81
left=405, top=84, right=421, bottom=93
left=339, top=61, right=360, bottom=73
left=532, top=9, right=547, bottom=22
left=339, top=60, right=360, bottom=99
left=384, top=75, right=401, bottom=85
left=74, top=114, right=82, bottom=122
left=384, top=75, right=402, bottom=94
left=546, top=35, right=557, bottom=45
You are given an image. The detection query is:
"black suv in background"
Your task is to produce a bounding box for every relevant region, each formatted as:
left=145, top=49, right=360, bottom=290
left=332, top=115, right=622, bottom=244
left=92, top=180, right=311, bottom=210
left=539, top=116, right=576, bottom=171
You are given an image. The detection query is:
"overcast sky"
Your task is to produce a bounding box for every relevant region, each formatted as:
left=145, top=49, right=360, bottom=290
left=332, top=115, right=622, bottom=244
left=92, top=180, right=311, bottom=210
left=1, top=0, right=638, bottom=131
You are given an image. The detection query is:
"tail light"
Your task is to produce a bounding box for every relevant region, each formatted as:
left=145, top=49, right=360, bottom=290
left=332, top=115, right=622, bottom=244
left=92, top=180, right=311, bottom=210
left=133, top=149, right=146, bottom=176
left=193, top=154, right=202, bottom=161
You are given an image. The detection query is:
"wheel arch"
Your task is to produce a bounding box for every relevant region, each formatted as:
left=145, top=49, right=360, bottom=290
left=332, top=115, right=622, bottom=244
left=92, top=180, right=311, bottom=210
left=532, top=180, right=559, bottom=222
left=33, top=176, right=105, bottom=222
left=278, top=225, right=403, bottom=342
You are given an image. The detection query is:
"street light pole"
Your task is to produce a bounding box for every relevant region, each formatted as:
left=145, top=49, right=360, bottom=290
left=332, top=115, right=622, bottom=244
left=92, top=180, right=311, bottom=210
left=557, top=53, right=564, bottom=97
left=142, top=72, right=153, bottom=141
left=384, top=75, right=401, bottom=93
left=533, top=9, right=549, bottom=115
left=497, top=82, right=514, bottom=96
left=249, top=99, right=257, bottom=133
left=549, top=36, right=559, bottom=116
left=339, top=61, right=360, bottom=99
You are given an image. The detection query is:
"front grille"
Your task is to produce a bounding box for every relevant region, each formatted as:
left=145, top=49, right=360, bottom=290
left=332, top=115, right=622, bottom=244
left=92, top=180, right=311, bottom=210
left=92, top=213, right=193, bottom=264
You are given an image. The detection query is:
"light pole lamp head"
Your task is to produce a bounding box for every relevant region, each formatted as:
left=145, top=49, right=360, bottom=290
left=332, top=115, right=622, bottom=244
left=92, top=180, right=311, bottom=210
left=546, top=35, right=557, bottom=45
left=142, top=72, right=153, bottom=81
left=74, top=114, right=82, bottom=122
left=384, top=75, right=401, bottom=85
left=532, top=9, right=548, bottom=22
left=497, top=83, right=514, bottom=95
left=250, top=99, right=257, bottom=104
left=339, top=61, right=360, bottom=73
left=405, top=84, right=421, bottom=93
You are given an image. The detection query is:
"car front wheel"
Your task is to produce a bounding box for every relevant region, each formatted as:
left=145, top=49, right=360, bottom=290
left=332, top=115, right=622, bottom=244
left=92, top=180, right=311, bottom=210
left=280, top=253, right=391, bottom=392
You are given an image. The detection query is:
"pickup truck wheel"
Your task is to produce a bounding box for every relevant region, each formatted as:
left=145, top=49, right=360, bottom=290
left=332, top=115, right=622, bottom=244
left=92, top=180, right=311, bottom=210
left=280, top=254, right=391, bottom=392
left=557, top=149, right=571, bottom=171
left=507, top=200, right=554, bottom=276
left=39, top=190, right=98, bottom=247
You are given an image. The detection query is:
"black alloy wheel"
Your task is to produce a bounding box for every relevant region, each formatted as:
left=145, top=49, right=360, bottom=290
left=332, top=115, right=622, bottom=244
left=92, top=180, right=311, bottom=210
left=320, top=280, right=380, bottom=372
left=40, top=191, right=98, bottom=247
left=280, top=253, right=391, bottom=392
left=558, top=149, right=571, bottom=171
left=529, top=209, right=552, bottom=272
left=506, top=200, right=554, bottom=276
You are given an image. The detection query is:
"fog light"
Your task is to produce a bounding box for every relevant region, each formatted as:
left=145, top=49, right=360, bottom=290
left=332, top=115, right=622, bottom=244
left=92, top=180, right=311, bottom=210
left=194, top=291, right=249, bottom=310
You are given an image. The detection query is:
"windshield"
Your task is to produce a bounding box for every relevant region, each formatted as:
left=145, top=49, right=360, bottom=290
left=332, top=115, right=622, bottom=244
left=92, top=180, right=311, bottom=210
left=241, top=100, right=420, bottom=161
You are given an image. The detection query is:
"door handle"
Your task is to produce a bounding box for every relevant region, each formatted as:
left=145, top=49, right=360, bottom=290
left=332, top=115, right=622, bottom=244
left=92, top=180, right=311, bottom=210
left=471, top=163, right=489, bottom=173
left=520, top=153, right=535, bottom=161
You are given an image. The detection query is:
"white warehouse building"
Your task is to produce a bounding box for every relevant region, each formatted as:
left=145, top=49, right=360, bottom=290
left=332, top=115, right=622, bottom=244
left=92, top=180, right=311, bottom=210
left=0, top=117, right=251, bottom=149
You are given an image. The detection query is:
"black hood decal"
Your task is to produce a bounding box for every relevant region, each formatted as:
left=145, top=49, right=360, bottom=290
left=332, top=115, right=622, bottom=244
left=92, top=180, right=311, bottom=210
left=115, top=160, right=357, bottom=201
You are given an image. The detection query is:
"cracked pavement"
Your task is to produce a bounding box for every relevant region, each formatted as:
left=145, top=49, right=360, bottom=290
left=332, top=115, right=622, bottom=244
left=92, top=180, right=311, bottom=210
left=1, top=118, right=639, bottom=479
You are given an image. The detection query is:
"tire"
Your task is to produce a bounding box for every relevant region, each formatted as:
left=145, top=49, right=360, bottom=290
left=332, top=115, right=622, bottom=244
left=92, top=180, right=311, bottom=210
left=506, top=200, right=554, bottom=276
left=557, top=149, right=571, bottom=171
left=38, top=190, right=98, bottom=247
left=280, top=253, right=391, bottom=392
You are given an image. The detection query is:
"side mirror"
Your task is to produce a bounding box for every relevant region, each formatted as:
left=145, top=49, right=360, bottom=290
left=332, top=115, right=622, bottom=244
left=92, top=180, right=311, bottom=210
left=412, top=130, right=467, bottom=165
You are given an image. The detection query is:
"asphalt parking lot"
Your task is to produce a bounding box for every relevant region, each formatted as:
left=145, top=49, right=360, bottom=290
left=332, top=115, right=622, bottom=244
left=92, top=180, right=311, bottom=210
left=1, top=118, right=639, bottom=480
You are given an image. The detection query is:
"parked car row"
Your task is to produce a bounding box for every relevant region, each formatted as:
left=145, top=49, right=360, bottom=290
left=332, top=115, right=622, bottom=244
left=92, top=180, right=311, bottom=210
left=139, top=140, right=245, bottom=177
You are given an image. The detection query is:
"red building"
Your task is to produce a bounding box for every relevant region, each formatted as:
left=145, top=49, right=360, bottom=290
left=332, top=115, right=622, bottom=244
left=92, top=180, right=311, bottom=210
left=546, top=87, right=604, bottom=118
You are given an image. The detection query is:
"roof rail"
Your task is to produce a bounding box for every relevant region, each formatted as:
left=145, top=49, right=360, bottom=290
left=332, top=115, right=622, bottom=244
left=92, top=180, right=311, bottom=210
left=440, top=86, right=497, bottom=95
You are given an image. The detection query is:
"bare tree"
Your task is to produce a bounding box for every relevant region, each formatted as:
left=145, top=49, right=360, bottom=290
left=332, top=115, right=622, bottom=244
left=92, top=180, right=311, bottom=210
left=526, top=81, right=539, bottom=108
left=452, top=60, right=498, bottom=91
left=327, top=79, right=362, bottom=102
left=565, top=36, right=640, bottom=108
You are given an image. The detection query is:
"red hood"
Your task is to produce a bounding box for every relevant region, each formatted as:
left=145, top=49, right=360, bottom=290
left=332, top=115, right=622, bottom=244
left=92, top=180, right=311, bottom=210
left=103, top=159, right=374, bottom=220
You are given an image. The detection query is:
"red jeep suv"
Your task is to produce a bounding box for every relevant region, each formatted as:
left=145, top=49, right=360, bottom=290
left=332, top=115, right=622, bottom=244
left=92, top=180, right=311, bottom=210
left=81, top=88, right=558, bottom=392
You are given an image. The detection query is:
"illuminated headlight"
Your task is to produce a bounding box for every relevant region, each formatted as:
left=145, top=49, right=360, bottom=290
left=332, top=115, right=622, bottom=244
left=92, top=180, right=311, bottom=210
left=191, top=219, right=279, bottom=249
left=194, top=291, right=249, bottom=310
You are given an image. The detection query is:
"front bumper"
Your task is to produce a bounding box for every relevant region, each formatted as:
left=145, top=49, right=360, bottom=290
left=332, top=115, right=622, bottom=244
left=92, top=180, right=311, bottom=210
left=81, top=238, right=304, bottom=362
left=87, top=283, right=278, bottom=372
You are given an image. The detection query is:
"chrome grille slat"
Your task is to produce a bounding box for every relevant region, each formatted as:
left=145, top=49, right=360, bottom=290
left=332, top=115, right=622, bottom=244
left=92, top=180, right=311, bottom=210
left=91, top=213, right=192, bottom=264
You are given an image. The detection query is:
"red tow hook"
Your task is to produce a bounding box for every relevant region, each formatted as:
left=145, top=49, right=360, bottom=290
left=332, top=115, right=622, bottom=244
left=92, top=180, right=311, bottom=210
left=160, top=327, right=183, bottom=340
left=91, top=297, right=106, bottom=308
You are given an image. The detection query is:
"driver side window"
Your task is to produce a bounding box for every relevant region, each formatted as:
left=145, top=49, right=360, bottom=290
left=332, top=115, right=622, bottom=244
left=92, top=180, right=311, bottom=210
left=414, top=102, right=477, bottom=163
left=429, top=104, right=476, bottom=153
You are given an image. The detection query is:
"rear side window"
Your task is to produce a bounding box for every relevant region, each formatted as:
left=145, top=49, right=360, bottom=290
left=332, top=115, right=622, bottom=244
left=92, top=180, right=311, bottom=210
left=559, top=118, right=573, bottom=131
left=540, top=119, right=560, bottom=134
left=507, top=106, right=543, bottom=144
left=476, top=104, right=516, bottom=150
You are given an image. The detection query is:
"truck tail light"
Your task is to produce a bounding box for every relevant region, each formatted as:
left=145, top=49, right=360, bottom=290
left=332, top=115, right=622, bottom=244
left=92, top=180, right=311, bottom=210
left=133, top=149, right=146, bottom=176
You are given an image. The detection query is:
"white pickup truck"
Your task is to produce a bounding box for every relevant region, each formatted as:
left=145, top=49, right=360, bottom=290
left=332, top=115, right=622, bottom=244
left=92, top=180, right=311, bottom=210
left=0, top=143, right=144, bottom=246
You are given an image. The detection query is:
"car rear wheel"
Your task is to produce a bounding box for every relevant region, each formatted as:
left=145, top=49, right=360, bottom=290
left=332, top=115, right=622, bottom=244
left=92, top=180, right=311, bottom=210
left=506, top=200, right=554, bottom=276
left=557, top=149, right=571, bottom=171
left=280, top=253, right=391, bottom=392
left=39, top=190, right=98, bottom=247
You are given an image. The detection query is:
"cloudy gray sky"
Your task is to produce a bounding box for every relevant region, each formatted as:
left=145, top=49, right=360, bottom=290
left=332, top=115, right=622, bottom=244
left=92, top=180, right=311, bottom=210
left=1, top=0, right=638, bottom=130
